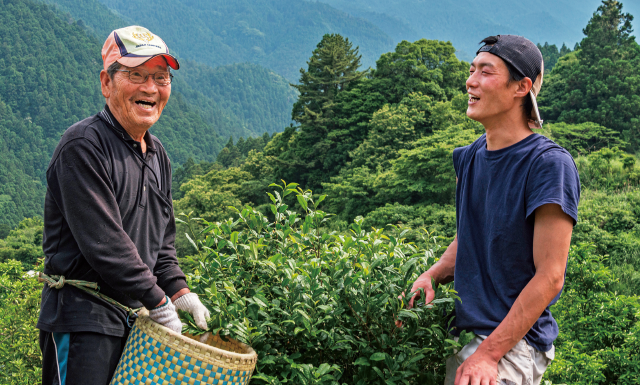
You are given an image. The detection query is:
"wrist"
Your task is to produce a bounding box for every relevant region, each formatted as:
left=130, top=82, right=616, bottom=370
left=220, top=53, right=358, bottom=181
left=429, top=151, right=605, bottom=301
left=474, top=340, right=505, bottom=364
left=155, top=295, right=169, bottom=309
left=170, top=288, right=190, bottom=302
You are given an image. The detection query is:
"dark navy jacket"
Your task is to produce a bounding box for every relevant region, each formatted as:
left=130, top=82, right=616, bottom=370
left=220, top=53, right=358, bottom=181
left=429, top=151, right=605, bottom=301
left=37, top=106, right=187, bottom=337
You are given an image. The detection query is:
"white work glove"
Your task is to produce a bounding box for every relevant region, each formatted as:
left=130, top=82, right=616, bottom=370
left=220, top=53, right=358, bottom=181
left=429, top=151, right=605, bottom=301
left=173, top=293, right=211, bottom=330
left=148, top=296, right=183, bottom=334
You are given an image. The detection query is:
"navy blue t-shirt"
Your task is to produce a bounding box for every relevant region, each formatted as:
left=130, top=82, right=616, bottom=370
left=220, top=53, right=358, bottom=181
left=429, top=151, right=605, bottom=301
left=451, top=133, right=580, bottom=352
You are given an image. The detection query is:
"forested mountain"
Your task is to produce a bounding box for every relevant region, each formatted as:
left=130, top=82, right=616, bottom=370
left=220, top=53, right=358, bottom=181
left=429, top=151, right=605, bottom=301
left=41, top=0, right=298, bottom=138
left=0, top=0, right=228, bottom=226
left=177, top=60, right=297, bottom=137
left=89, top=0, right=395, bottom=81
left=317, top=0, right=606, bottom=60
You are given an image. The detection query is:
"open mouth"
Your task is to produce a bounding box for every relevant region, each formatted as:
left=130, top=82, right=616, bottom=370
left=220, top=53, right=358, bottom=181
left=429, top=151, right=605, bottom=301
left=468, top=95, right=480, bottom=103
left=135, top=100, right=156, bottom=110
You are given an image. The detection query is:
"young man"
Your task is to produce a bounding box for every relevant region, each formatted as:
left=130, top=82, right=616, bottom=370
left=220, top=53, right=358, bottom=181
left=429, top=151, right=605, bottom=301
left=406, top=35, right=580, bottom=384
left=38, top=26, right=210, bottom=384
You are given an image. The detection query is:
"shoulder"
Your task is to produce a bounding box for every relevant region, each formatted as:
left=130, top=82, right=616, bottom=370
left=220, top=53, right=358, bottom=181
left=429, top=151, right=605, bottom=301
left=48, top=114, right=110, bottom=168
left=58, top=115, right=104, bottom=143
left=149, top=133, right=170, bottom=160
left=529, top=135, right=576, bottom=170
left=453, top=134, right=485, bottom=171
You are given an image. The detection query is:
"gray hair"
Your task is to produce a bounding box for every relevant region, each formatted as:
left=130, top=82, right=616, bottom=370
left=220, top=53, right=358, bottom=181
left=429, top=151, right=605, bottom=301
left=106, top=61, right=122, bottom=79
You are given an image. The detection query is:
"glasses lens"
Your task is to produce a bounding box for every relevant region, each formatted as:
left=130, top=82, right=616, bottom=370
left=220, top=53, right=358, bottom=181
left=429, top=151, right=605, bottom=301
left=154, top=72, right=172, bottom=85
left=128, top=69, right=147, bottom=84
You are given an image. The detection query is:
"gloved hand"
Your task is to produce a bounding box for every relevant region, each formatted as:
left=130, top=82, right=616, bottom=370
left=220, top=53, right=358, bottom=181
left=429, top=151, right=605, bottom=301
left=148, top=296, right=183, bottom=334
left=173, top=293, right=210, bottom=330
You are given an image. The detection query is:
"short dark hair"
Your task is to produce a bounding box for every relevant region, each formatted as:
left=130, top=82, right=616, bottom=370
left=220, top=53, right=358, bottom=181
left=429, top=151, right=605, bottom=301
left=479, top=36, right=533, bottom=119
left=106, top=61, right=122, bottom=79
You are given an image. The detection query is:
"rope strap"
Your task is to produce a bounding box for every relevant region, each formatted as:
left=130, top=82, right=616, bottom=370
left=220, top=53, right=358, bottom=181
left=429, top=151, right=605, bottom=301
left=38, top=272, right=142, bottom=318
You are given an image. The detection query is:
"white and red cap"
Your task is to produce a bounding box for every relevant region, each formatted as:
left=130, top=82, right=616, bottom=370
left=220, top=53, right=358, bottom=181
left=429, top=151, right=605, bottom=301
left=101, top=26, right=180, bottom=71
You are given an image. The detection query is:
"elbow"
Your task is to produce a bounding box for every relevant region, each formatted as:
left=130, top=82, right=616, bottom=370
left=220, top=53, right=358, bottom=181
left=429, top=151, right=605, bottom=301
left=548, top=274, right=565, bottom=297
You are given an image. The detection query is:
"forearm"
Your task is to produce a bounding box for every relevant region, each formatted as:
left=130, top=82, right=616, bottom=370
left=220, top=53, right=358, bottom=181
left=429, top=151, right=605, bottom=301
left=154, top=211, right=189, bottom=298
left=427, top=234, right=457, bottom=285
left=475, top=271, right=563, bottom=362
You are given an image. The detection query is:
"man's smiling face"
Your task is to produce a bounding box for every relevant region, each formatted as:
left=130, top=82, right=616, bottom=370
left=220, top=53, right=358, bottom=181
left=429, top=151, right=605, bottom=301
left=101, top=56, right=171, bottom=134
left=466, top=52, right=519, bottom=124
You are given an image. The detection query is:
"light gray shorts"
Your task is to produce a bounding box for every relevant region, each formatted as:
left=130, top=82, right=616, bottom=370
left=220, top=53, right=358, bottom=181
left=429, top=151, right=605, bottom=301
left=444, top=335, right=554, bottom=385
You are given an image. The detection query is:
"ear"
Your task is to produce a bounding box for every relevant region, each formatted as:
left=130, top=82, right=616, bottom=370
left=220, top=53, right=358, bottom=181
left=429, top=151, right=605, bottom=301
left=100, top=70, right=113, bottom=99
left=514, top=77, right=533, bottom=98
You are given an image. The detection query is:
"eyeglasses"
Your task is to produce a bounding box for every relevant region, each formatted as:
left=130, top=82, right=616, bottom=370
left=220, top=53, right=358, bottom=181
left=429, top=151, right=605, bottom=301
left=116, top=68, right=173, bottom=86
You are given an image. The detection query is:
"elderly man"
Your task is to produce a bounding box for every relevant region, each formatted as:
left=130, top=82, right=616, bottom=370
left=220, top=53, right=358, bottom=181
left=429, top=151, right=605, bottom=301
left=406, top=35, right=580, bottom=385
left=37, top=26, right=209, bottom=384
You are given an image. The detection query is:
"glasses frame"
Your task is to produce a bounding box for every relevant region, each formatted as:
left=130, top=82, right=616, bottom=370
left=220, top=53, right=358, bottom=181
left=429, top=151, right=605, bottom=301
left=116, top=69, right=173, bottom=86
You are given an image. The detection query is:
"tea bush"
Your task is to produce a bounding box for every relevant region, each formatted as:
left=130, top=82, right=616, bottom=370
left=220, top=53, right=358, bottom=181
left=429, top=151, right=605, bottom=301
left=0, top=259, right=42, bottom=385
left=544, top=244, right=640, bottom=384
left=179, top=182, right=466, bottom=384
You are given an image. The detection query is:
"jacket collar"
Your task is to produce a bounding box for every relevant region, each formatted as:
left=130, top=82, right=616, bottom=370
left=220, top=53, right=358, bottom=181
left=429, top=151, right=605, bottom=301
left=98, top=105, right=157, bottom=153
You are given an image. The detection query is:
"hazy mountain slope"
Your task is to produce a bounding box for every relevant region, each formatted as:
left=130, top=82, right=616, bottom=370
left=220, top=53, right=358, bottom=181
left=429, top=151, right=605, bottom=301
left=93, top=0, right=395, bottom=80
left=177, top=61, right=297, bottom=136
left=317, top=0, right=606, bottom=60
left=41, top=0, right=299, bottom=137
left=0, top=0, right=226, bottom=225
left=40, top=0, right=130, bottom=39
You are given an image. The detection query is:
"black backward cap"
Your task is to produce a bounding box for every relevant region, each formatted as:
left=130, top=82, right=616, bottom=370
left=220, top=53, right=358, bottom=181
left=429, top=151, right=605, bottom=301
left=477, top=35, right=545, bottom=128
left=477, top=35, right=542, bottom=83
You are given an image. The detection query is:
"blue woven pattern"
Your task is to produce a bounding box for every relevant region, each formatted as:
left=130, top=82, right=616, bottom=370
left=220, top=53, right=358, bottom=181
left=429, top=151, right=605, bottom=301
left=110, top=326, right=252, bottom=385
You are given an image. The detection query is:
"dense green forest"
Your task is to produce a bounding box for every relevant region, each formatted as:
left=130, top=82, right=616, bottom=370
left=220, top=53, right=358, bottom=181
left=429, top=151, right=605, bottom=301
left=83, top=0, right=395, bottom=81
left=316, top=0, right=627, bottom=61
left=0, top=0, right=229, bottom=226
left=166, top=2, right=638, bottom=383
left=2, top=0, right=640, bottom=384
left=42, top=0, right=300, bottom=138
left=0, top=0, right=300, bottom=227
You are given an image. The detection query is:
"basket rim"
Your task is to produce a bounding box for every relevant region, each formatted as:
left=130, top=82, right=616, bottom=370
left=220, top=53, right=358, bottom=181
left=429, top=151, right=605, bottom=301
left=136, top=315, right=258, bottom=362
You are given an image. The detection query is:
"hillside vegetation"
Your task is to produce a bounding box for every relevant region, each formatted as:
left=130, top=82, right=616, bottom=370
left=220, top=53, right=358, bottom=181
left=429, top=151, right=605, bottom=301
left=41, top=0, right=299, bottom=139
left=2, top=0, right=640, bottom=384
left=91, top=0, right=395, bottom=81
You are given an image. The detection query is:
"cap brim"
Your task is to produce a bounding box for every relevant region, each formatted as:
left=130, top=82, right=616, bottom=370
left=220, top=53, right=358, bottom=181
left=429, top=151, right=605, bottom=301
left=117, top=53, right=180, bottom=70
left=528, top=90, right=543, bottom=129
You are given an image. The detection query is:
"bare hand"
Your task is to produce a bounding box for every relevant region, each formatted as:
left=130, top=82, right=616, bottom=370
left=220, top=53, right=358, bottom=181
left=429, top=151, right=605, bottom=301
left=454, top=351, right=498, bottom=385
left=402, top=271, right=437, bottom=309
left=395, top=271, right=437, bottom=328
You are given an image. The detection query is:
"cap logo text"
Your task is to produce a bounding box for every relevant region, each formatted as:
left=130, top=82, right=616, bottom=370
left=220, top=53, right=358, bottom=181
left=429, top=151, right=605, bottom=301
left=132, top=32, right=154, bottom=43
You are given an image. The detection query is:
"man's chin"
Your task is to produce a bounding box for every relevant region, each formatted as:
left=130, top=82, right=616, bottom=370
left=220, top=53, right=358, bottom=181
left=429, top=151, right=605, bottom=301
left=466, top=109, right=482, bottom=123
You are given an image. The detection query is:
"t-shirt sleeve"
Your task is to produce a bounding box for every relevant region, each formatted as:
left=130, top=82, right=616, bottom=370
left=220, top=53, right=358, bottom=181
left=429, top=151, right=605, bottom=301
left=525, top=149, right=581, bottom=224
left=452, top=146, right=466, bottom=179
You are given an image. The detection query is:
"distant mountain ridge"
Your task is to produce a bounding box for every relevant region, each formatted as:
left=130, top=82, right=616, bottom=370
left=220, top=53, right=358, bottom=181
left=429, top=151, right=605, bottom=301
left=0, top=0, right=226, bottom=226
left=316, top=0, right=612, bottom=60
left=91, top=0, right=395, bottom=81
left=41, top=0, right=299, bottom=138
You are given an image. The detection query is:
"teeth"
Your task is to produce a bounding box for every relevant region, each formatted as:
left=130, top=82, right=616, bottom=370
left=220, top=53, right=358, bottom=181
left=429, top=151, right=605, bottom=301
left=136, top=101, right=154, bottom=109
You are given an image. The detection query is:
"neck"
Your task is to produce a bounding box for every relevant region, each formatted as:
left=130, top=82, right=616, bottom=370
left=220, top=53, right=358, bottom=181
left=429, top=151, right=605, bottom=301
left=482, top=113, right=533, bottom=151
left=105, top=102, right=148, bottom=143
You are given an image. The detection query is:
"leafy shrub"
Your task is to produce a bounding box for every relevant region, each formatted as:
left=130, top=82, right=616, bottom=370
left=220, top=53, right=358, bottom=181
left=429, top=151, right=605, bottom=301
left=572, top=189, right=640, bottom=295
left=544, top=244, right=640, bottom=384
left=546, top=122, right=627, bottom=157
left=0, top=259, right=42, bottom=385
left=575, top=147, right=639, bottom=191
left=0, top=217, right=44, bottom=269
left=179, top=183, right=462, bottom=384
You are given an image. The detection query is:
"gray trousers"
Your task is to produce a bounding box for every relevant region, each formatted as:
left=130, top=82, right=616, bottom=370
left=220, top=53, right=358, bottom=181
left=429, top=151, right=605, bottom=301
left=444, top=335, right=554, bottom=385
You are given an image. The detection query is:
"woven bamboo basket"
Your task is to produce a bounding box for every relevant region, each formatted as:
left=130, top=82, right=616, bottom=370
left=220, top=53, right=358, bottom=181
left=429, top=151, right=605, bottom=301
left=110, top=315, right=257, bottom=385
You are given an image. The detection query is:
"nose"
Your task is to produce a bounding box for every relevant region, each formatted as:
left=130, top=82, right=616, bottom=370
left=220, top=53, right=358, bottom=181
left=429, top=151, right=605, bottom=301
left=466, top=71, right=478, bottom=90
left=138, top=74, right=158, bottom=93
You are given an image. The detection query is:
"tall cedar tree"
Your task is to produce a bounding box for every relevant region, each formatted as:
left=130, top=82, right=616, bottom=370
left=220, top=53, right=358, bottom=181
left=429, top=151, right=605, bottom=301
left=277, top=34, right=365, bottom=188
left=538, top=0, right=640, bottom=152
left=291, top=34, right=365, bottom=130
